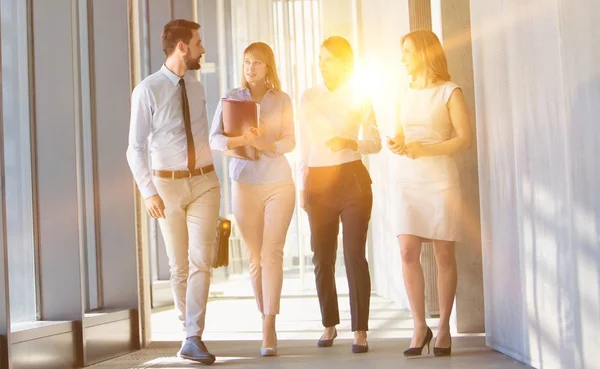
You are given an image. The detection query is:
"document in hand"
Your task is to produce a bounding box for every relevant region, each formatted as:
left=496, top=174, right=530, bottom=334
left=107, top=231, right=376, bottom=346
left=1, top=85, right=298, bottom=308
left=221, top=98, right=260, bottom=160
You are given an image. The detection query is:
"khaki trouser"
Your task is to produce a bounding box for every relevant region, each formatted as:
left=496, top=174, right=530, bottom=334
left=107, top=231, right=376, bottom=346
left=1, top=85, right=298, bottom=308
left=154, top=171, right=220, bottom=338
left=232, top=180, right=295, bottom=315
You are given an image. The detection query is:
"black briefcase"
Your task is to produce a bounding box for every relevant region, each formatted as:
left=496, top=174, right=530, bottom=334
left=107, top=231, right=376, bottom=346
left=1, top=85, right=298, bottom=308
left=212, top=217, right=231, bottom=268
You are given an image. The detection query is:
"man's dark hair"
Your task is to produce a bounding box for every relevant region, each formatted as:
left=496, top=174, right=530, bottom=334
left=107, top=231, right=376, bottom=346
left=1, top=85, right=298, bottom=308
left=161, top=19, right=200, bottom=57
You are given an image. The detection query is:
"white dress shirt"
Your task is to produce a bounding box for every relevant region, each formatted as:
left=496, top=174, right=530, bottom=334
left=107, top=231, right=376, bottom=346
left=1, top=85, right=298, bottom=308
left=297, top=82, right=382, bottom=190
left=210, top=88, right=295, bottom=184
left=126, top=65, right=214, bottom=198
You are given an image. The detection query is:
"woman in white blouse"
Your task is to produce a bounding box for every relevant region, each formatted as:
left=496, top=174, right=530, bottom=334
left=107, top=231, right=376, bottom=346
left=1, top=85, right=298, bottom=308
left=298, top=36, right=381, bottom=354
left=388, top=30, right=472, bottom=357
left=210, top=42, right=295, bottom=357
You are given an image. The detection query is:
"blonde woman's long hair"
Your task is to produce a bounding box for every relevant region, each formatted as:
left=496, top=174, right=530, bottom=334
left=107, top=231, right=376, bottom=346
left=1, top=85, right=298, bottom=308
left=241, top=42, right=281, bottom=91
left=401, top=30, right=451, bottom=82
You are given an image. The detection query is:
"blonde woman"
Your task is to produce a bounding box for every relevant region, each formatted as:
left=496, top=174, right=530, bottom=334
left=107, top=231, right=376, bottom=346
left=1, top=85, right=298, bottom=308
left=210, top=42, right=295, bottom=356
left=388, top=30, right=472, bottom=357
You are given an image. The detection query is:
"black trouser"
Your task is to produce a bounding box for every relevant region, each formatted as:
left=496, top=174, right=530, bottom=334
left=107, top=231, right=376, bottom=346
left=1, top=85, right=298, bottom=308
left=306, top=160, right=373, bottom=332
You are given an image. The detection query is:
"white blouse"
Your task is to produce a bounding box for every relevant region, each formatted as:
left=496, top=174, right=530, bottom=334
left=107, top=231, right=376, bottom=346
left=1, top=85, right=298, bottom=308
left=298, top=82, right=381, bottom=190
left=210, top=87, right=295, bottom=184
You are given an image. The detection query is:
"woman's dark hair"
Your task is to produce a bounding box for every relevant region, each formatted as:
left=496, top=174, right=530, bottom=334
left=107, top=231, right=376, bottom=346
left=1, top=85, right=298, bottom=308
left=321, top=36, right=355, bottom=74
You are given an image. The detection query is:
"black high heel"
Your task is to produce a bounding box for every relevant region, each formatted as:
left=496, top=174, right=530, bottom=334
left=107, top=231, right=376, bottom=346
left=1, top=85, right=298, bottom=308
left=352, top=332, right=369, bottom=354
left=317, top=328, right=337, bottom=348
left=433, top=335, right=452, bottom=356
left=403, top=327, right=433, bottom=357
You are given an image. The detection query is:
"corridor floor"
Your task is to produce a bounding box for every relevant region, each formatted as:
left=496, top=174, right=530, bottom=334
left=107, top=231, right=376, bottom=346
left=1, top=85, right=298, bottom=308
left=88, top=292, right=531, bottom=369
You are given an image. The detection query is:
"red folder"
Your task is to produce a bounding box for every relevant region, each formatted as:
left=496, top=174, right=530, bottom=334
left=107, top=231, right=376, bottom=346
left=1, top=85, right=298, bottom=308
left=221, top=98, right=259, bottom=160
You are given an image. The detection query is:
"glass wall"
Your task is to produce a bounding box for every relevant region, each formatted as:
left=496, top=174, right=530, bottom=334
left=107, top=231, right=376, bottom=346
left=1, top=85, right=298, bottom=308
left=0, top=0, right=141, bottom=367
left=1, top=0, right=38, bottom=325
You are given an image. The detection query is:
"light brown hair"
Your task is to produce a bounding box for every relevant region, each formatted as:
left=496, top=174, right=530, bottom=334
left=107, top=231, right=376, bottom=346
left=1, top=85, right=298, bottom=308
left=161, top=19, right=200, bottom=57
left=401, top=30, right=451, bottom=81
left=241, top=42, right=281, bottom=91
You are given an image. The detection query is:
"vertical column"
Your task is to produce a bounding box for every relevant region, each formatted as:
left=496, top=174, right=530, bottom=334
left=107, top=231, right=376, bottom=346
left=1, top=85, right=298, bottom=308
left=88, top=0, right=138, bottom=311
left=32, top=0, right=84, bottom=322
left=0, top=5, right=13, bottom=365
left=71, top=1, right=92, bottom=364
left=132, top=0, right=167, bottom=306
left=215, top=0, right=231, bottom=216
left=129, top=0, right=153, bottom=347
left=431, top=0, right=484, bottom=333
left=2, top=0, right=38, bottom=330
left=74, top=0, right=100, bottom=314
left=408, top=0, right=432, bottom=30
left=147, top=0, right=172, bottom=290
left=0, top=212, right=9, bottom=368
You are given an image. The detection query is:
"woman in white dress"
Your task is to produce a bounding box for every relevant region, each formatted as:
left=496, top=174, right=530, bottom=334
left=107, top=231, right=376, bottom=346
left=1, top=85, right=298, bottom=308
left=387, top=30, right=472, bottom=357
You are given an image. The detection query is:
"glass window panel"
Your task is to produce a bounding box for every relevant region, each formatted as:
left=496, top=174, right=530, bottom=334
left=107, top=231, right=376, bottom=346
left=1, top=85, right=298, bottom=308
left=1, top=0, right=38, bottom=324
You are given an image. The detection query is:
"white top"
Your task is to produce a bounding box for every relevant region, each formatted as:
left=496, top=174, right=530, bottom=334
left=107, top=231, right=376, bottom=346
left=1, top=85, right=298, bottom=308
left=126, top=65, right=214, bottom=198
left=396, top=81, right=461, bottom=190
left=298, top=82, right=382, bottom=190
left=209, top=88, right=295, bottom=184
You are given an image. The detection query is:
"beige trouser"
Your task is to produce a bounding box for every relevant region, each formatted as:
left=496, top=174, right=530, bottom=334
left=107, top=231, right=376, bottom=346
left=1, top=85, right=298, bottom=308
left=154, top=171, right=220, bottom=338
left=232, top=180, right=295, bottom=315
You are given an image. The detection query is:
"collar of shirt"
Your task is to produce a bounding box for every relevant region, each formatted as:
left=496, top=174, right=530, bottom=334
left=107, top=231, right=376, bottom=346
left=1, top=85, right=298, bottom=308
left=160, top=64, right=189, bottom=86
left=237, top=87, right=276, bottom=102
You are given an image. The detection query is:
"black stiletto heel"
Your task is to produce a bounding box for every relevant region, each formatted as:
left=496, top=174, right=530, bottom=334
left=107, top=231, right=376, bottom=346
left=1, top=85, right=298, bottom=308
left=433, top=335, right=452, bottom=356
left=403, top=327, right=433, bottom=357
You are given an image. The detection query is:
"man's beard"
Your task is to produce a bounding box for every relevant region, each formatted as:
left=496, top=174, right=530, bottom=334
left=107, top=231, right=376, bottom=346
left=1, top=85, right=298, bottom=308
left=184, top=55, right=201, bottom=70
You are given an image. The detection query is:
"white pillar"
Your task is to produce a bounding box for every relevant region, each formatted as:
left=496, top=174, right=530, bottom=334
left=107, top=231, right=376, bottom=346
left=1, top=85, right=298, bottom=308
left=431, top=0, right=485, bottom=333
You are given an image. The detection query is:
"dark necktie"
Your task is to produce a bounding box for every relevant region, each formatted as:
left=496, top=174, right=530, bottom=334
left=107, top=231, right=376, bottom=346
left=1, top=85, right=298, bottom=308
left=179, top=78, right=196, bottom=171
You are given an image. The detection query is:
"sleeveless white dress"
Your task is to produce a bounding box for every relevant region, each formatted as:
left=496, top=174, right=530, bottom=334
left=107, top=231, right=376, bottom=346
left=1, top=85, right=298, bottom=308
left=395, top=81, right=462, bottom=241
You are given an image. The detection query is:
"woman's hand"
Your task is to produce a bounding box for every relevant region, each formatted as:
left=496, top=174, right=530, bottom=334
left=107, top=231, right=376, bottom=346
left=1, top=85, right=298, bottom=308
left=403, top=142, right=427, bottom=159
left=387, top=135, right=405, bottom=155
left=244, top=127, right=275, bottom=152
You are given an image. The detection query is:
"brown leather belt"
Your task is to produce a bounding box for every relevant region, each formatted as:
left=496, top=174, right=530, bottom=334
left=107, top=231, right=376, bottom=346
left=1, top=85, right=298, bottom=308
left=153, top=164, right=215, bottom=179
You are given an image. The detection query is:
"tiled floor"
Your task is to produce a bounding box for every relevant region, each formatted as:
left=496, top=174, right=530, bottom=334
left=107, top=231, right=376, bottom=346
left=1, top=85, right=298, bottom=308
left=88, top=283, right=531, bottom=369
